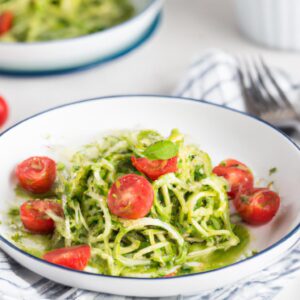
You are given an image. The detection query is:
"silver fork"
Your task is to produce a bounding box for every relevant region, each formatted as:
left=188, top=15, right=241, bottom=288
left=237, top=56, right=300, bottom=135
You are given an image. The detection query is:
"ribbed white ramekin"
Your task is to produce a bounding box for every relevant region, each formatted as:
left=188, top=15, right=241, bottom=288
left=234, top=0, right=300, bottom=51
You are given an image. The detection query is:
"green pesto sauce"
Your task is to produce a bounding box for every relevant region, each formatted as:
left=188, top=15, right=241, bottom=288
left=199, top=224, right=250, bottom=272
left=14, top=185, right=56, bottom=200
left=18, top=246, right=44, bottom=258
left=8, top=207, right=21, bottom=226
left=7, top=202, right=251, bottom=276
left=10, top=231, right=52, bottom=258
left=8, top=206, right=52, bottom=258
left=8, top=207, right=19, bottom=218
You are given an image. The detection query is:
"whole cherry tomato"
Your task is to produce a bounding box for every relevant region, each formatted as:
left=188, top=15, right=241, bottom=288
left=233, top=188, right=280, bottom=225
left=0, top=96, right=9, bottom=128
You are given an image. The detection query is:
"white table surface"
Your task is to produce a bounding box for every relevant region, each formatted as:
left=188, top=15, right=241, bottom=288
left=0, top=0, right=299, bottom=299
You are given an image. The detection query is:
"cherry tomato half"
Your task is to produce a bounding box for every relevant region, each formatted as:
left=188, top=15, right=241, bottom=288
left=233, top=188, right=280, bottom=225
left=0, top=96, right=9, bottom=128
left=131, top=156, right=178, bottom=181
left=213, top=159, right=254, bottom=199
left=16, top=156, right=56, bottom=194
left=108, top=174, right=154, bottom=219
left=20, top=200, right=63, bottom=234
left=43, top=245, right=91, bottom=270
left=0, top=11, right=13, bottom=35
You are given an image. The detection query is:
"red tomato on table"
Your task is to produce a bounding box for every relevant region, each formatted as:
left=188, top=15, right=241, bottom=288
left=131, top=156, right=178, bottom=180
left=0, top=11, right=13, bottom=35
left=16, top=156, right=56, bottom=194
left=233, top=188, right=280, bottom=225
left=20, top=200, right=63, bottom=234
left=108, top=174, right=154, bottom=219
left=213, top=159, right=254, bottom=199
left=43, top=245, right=91, bottom=271
left=0, top=96, right=9, bottom=128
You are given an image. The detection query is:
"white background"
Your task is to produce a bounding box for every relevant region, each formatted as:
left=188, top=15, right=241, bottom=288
left=0, top=0, right=299, bottom=298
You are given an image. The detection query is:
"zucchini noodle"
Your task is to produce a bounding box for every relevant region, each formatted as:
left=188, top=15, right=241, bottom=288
left=10, top=129, right=249, bottom=277
left=47, top=129, right=246, bottom=277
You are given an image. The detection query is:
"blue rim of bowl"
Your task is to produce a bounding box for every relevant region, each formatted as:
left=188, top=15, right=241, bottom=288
left=0, top=95, right=299, bottom=281
left=0, top=0, right=160, bottom=46
left=0, top=13, right=161, bottom=77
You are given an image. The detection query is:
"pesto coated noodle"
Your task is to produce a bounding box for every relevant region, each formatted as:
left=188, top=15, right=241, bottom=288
left=9, top=129, right=250, bottom=277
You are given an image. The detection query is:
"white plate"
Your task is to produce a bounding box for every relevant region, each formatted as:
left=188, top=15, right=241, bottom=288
left=0, top=0, right=163, bottom=74
left=0, top=95, right=299, bottom=297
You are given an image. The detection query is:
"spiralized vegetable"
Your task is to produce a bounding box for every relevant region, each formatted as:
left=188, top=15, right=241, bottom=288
left=0, top=0, right=134, bottom=42
left=51, top=129, right=241, bottom=277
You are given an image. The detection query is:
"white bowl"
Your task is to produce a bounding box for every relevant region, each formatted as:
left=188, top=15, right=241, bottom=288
left=234, top=0, right=300, bottom=51
left=0, top=0, right=162, bottom=75
left=0, top=95, right=299, bottom=297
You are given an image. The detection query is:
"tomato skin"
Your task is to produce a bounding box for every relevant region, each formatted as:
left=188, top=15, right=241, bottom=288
left=16, top=156, right=56, bottom=194
left=20, top=200, right=63, bottom=234
left=0, top=11, right=13, bottom=35
left=213, top=159, right=254, bottom=199
left=108, top=174, right=154, bottom=219
left=233, top=188, right=280, bottom=225
left=218, top=159, right=250, bottom=170
left=164, top=271, right=177, bottom=277
left=0, top=96, right=9, bottom=128
left=131, top=156, right=178, bottom=180
left=43, top=245, right=91, bottom=271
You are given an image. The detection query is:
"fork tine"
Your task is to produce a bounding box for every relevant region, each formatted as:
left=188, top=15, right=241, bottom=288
left=259, top=57, right=296, bottom=111
left=236, top=57, right=261, bottom=114
left=243, top=57, right=270, bottom=113
left=236, top=57, right=256, bottom=112
left=252, top=57, right=281, bottom=111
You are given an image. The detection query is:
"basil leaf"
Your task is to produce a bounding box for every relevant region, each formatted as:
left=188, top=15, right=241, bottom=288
left=143, top=140, right=179, bottom=160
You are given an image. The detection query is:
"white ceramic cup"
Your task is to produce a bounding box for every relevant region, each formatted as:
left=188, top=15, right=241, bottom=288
left=234, top=0, right=300, bottom=51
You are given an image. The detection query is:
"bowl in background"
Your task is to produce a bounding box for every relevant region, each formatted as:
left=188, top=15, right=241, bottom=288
left=234, top=0, right=300, bottom=51
left=0, top=0, right=163, bottom=75
left=0, top=95, right=299, bottom=296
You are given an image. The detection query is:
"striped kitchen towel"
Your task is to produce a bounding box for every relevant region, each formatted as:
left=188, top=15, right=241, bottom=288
left=0, top=49, right=299, bottom=300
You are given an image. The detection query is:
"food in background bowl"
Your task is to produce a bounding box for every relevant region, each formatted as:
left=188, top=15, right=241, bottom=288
left=0, top=0, right=162, bottom=74
left=0, top=0, right=135, bottom=42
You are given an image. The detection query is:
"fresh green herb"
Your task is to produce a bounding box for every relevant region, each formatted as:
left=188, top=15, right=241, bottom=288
left=269, top=167, right=277, bottom=176
left=143, top=140, right=179, bottom=160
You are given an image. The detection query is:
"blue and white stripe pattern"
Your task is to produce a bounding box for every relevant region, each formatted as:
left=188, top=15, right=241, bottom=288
left=0, top=49, right=299, bottom=299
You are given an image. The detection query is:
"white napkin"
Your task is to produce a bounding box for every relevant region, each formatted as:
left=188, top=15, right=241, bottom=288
left=175, top=49, right=299, bottom=110
left=0, top=49, right=299, bottom=300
